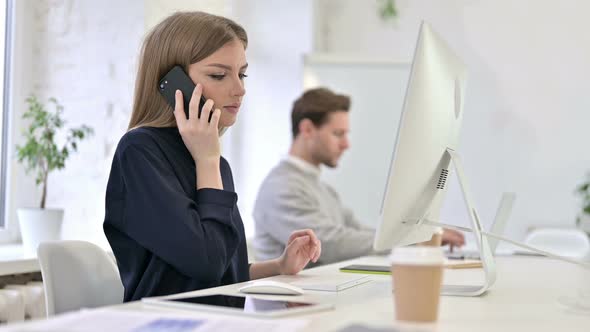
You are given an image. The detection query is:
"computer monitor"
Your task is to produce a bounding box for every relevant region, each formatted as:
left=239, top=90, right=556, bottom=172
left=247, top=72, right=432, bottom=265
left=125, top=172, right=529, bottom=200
left=373, top=22, right=467, bottom=251
left=372, top=24, right=589, bottom=288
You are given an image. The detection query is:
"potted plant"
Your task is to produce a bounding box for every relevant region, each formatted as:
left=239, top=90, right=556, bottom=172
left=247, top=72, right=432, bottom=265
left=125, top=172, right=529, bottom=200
left=378, top=0, right=398, bottom=21
left=16, top=96, right=93, bottom=256
left=575, top=174, right=590, bottom=234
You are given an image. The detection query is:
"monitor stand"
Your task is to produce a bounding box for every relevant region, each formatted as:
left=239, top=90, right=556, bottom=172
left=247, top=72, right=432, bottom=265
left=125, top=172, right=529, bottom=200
left=409, top=148, right=496, bottom=296
left=411, top=149, right=590, bottom=296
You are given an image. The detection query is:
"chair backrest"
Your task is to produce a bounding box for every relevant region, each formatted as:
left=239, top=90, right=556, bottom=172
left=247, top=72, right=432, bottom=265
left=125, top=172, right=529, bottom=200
left=37, top=240, right=124, bottom=316
left=524, top=228, right=590, bottom=259
left=246, top=236, right=257, bottom=263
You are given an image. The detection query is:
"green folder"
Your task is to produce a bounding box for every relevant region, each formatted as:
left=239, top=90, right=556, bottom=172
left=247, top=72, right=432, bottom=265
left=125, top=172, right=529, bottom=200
left=339, top=264, right=391, bottom=275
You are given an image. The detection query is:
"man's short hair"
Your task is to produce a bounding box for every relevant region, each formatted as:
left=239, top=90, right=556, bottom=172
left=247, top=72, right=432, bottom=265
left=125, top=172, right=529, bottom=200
left=291, top=88, right=351, bottom=139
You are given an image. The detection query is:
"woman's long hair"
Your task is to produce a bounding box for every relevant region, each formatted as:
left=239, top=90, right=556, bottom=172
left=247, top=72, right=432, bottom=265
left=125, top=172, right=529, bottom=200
left=128, top=12, right=247, bottom=130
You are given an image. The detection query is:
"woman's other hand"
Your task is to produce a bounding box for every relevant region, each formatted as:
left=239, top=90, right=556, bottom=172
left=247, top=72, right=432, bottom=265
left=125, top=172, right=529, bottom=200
left=278, top=229, right=322, bottom=275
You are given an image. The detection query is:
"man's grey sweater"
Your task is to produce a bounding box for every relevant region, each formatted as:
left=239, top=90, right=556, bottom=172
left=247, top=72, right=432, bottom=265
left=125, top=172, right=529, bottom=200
left=253, top=157, right=376, bottom=265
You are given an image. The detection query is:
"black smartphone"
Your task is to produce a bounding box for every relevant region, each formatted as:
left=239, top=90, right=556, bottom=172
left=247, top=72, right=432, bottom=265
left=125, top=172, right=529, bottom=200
left=158, top=65, right=213, bottom=121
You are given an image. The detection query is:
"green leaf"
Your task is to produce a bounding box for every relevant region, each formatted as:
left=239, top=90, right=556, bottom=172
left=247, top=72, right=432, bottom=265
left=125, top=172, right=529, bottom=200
left=378, top=0, right=397, bottom=21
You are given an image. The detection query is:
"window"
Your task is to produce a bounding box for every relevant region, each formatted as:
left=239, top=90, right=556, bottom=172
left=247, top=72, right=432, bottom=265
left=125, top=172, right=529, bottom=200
left=0, top=0, right=12, bottom=228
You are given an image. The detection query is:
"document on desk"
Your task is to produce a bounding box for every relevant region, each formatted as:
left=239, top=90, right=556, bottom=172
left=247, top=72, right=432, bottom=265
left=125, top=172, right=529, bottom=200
left=0, top=308, right=308, bottom=332
left=444, top=258, right=483, bottom=269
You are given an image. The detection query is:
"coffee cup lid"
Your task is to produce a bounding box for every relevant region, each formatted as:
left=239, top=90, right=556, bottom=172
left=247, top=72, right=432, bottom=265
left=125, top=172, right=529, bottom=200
left=389, top=246, right=445, bottom=266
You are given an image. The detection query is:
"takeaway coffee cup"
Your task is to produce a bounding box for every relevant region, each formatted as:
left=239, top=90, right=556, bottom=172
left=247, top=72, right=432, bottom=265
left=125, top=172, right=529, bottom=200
left=390, top=246, right=445, bottom=322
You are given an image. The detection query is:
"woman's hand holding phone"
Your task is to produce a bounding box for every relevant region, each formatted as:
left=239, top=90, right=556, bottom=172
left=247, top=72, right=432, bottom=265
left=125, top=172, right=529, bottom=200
left=173, top=83, right=223, bottom=190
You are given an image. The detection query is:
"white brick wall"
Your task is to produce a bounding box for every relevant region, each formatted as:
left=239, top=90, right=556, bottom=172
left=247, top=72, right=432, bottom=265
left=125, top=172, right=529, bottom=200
left=15, top=0, right=145, bottom=246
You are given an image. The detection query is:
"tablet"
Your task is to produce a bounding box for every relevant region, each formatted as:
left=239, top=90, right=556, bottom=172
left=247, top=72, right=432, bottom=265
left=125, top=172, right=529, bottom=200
left=142, top=294, right=334, bottom=318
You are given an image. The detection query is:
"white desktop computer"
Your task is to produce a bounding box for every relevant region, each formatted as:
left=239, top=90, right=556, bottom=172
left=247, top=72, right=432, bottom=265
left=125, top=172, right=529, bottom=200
left=373, top=21, right=495, bottom=296
left=374, top=22, right=589, bottom=297
left=373, top=21, right=467, bottom=252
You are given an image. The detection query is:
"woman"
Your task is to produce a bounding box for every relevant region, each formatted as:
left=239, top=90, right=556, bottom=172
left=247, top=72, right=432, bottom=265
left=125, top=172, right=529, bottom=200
left=104, top=11, right=321, bottom=302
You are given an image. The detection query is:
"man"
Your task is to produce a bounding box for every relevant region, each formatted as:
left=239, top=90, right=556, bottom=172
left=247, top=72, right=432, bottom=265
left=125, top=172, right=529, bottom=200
left=253, top=88, right=464, bottom=264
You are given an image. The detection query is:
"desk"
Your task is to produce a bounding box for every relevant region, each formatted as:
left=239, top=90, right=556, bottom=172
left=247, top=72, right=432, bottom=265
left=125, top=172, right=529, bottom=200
left=98, top=255, right=589, bottom=332
left=0, top=244, right=39, bottom=276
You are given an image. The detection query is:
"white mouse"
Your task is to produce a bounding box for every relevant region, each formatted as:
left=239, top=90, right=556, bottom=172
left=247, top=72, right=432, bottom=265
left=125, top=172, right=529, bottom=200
left=238, top=280, right=304, bottom=295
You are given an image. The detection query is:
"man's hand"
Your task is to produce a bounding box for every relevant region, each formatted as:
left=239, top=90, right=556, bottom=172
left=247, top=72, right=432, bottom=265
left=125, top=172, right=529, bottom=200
left=442, top=228, right=465, bottom=252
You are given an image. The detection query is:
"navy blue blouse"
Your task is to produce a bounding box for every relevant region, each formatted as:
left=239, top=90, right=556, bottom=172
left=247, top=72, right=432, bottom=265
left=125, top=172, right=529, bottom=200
left=104, top=127, right=249, bottom=302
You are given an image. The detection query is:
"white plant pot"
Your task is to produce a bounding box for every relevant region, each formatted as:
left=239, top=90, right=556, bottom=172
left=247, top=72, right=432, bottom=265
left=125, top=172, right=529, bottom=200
left=17, top=208, right=63, bottom=257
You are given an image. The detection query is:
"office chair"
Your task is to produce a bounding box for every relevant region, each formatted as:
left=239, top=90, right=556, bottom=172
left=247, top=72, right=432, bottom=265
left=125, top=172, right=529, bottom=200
left=524, top=228, right=590, bottom=260
left=37, top=240, right=124, bottom=316
left=246, top=237, right=257, bottom=263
